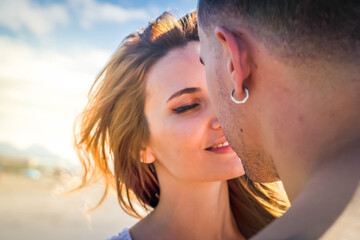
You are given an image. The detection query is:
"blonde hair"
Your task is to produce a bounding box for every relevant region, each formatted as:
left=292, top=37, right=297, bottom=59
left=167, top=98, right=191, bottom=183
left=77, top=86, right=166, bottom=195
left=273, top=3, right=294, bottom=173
left=74, top=11, right=289, bottom=238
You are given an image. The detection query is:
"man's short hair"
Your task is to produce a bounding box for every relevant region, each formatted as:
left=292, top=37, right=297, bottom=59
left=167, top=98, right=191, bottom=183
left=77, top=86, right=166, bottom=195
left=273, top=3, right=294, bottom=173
left=198, top=0, right=360, bottom=60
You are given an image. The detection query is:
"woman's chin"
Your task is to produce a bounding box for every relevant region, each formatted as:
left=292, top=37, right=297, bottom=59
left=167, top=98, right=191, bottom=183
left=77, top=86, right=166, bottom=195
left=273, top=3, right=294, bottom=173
left=211, top=167, right=245, bottom=181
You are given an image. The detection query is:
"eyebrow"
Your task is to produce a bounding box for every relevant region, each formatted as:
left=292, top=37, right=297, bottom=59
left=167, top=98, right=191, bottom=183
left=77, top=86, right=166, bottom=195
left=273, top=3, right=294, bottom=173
left=167, top=87, right=200, bottom=102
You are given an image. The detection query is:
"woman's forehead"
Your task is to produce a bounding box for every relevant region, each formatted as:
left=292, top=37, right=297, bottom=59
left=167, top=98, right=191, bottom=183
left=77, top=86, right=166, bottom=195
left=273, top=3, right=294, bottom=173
left=145, top=42, right=203, bottom=102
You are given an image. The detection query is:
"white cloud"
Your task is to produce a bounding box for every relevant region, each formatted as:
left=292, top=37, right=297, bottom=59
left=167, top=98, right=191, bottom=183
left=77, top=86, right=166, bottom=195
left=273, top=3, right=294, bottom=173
left=0, top=36, right=109, bottom=91
left=0, top=36, right=111, bottom=160
left=68, top=0, right=151, bottom=28
left=0, top=0, right=153, bottom=35
left=0, top=0, right=69, bottom=36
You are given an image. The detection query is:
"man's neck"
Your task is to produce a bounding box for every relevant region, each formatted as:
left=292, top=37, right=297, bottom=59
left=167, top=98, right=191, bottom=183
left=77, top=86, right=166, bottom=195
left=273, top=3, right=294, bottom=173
left=253, top=143, right=360, bottom=239
left=279, top=114, right=360, bottom=202
left=274, top=63, right=360, bottom=201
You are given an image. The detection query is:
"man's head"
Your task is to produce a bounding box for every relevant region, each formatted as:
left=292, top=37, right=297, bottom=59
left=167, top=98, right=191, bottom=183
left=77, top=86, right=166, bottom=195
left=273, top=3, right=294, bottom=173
left=198, top=0, right=360, bottom=184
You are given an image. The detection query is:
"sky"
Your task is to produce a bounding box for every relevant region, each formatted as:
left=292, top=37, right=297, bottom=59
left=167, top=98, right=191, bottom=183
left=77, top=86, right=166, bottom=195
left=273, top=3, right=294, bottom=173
left=0, top=0, right=197, bottom=164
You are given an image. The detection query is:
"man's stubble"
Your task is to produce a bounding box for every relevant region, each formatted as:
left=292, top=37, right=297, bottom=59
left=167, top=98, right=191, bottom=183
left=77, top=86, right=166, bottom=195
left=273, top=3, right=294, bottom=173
left=215, top=70, right=279, bottom=183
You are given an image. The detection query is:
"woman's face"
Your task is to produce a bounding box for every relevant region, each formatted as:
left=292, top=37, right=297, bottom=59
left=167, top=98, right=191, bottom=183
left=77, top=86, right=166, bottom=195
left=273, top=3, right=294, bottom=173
left=144, top=41, right=244, bottom=182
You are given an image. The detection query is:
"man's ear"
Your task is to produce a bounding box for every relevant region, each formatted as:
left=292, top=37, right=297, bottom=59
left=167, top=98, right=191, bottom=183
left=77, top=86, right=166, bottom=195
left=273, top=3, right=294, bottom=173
left=140, top=146, right=155, bottom=164
left=215, top=26, right=251, bottom=100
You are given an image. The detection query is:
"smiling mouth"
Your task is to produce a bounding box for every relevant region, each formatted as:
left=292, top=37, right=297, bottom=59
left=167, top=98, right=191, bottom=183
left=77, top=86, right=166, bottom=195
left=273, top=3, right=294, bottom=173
left=205, top=141, right=230, bottom=150
left=205, top=140, right=233, bottom=154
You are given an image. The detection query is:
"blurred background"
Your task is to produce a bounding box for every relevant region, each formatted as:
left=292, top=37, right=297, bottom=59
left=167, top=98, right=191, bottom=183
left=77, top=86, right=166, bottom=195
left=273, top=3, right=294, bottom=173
left=0, top=0, right=196, bottom=239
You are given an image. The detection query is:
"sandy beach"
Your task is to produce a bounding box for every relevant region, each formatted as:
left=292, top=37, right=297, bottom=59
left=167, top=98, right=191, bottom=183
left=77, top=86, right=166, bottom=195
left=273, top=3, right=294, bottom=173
left=0, top=172, right=138, bottom=240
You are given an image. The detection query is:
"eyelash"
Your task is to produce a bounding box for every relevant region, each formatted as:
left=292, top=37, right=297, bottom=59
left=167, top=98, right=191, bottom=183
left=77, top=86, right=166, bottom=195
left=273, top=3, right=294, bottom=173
left=172, top=103, right=200, bottom=114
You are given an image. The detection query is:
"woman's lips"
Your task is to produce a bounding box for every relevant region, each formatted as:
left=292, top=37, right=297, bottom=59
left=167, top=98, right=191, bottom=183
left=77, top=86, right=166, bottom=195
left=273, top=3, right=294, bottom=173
left=206, top=144, right=234, bottom=154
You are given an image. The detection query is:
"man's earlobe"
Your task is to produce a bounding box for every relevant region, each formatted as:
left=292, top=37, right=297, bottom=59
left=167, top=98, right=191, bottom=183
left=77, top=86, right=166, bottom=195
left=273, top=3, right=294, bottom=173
left=140, top=146, right=155, bottom=164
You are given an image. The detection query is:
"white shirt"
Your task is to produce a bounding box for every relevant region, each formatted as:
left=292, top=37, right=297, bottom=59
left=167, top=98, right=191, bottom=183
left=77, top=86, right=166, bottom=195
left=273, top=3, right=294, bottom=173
left=107, top=228, right=132, bottom=240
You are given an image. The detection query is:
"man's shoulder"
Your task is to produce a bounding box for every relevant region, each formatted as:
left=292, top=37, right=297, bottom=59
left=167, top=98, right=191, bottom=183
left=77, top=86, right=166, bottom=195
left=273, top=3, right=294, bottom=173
left=320, top=183, right=360, bottom=239
left=251, top=179, right=360, bottom=240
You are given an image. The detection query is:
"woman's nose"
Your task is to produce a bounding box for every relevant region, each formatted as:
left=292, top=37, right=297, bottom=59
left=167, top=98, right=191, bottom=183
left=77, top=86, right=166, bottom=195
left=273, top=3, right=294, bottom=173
left=210, top=116, right=221, bottom=130
left=207, top=102, right=221, bottom=129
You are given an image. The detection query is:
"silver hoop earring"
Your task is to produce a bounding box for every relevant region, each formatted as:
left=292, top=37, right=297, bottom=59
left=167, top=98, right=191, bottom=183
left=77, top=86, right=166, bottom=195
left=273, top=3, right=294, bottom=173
left=231, top=88, right=249, bottom=104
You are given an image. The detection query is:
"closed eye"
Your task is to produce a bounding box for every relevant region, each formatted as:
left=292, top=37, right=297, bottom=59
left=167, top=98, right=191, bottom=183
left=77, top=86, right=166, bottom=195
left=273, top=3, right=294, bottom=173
left=172, top=103, right=199, bottom=114
left=199, top=57, right=204, bottom=65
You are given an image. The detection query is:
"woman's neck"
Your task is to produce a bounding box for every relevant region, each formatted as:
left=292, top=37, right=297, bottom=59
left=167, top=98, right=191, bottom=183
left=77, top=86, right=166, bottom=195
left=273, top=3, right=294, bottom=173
left=131, top=178, right=244, bottom=240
